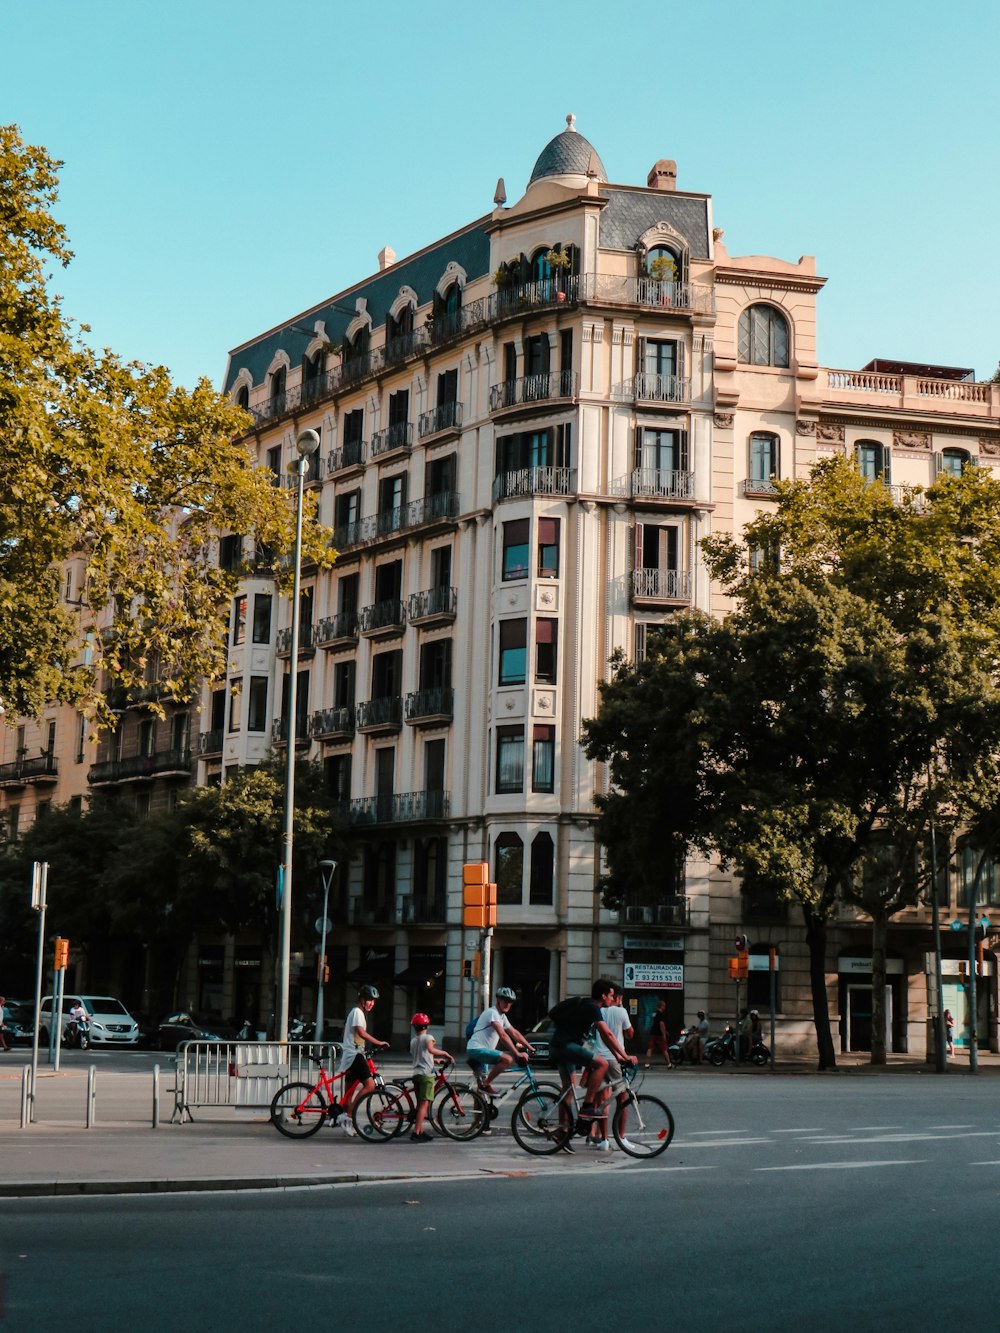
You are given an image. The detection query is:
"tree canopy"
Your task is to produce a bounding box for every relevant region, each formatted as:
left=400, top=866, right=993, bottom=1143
left=0, top=124, right=332, bottom=722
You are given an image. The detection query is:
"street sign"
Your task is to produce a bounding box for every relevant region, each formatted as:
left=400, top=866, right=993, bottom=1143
left=623, top=962, right=683, bottom=990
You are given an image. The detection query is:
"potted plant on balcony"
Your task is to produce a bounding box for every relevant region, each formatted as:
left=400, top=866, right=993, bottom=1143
left=648, top=254, right=678, bottom=305
left=545, top=248, right=573, bottom=301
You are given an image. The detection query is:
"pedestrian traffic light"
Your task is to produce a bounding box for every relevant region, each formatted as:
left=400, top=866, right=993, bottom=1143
left=53, top=937, right=69, bottom=970
left=463, top=960, right=472, bottom=979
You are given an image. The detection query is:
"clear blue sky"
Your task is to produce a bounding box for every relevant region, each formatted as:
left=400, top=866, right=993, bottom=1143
left=7, top=0, right=999, bottom=389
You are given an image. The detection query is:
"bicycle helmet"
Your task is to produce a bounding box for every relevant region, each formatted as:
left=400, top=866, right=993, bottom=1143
left=410, top=1012, right=430, bottom=1027
left=358, top=984, right=380, bottom=1000
left=496, top=986, right=517, bottom=1001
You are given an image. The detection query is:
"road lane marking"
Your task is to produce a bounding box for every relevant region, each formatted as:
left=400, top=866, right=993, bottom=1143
left=685, top=1129, right=753, bottom=1136
left=678, top=1137, right=772, bottom=1148
left=804, top=1131, right=1000, bottom=1145
left=847, top=1125, right=904, bottom=1131
left=756, top=1160, right=927, bottom=1172
left=772, top=1128, right=824, bottom=1133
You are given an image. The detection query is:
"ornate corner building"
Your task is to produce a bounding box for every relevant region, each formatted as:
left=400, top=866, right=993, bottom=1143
left=6, top=118, right=999, bottom=1055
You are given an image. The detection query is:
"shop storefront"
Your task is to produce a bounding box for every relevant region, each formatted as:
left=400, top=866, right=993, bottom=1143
left=622, top=936, right=685, bottom=1048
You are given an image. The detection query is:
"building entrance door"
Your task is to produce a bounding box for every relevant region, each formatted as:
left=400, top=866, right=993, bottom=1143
left=846, top=984, right=893, bottom=1052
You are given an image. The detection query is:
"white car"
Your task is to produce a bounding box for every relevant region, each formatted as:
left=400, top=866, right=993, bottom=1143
left=38, top=994, right=139, bottom=1047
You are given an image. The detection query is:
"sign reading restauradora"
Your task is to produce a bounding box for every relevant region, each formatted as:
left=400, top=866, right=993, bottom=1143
left=623, top=962, right=684, bottom=990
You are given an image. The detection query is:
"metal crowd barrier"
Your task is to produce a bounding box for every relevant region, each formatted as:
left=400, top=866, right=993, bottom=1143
left=171, top=1040, right=342, bottom=1123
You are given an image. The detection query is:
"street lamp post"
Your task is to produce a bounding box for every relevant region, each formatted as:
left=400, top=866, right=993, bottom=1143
left=316, top=859, right=337, bottom=1041
left=276, top=428, right=320, bottom=1043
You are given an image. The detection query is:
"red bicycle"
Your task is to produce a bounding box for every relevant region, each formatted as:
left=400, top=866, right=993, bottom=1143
left=270, top=1049, right=402, bottom=1138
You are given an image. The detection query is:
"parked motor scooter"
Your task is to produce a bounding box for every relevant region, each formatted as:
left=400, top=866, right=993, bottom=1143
left=669, top=1027, right=708, bottom=1066
left=288, top=1015, right=310, bottom=1040
left=63, top=1016, right=91, bottom=1050
left=708, top=1025, right=769, bottom=1066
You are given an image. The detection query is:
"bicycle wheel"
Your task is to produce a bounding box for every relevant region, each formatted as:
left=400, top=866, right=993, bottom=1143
left=270, top=1082, right=328, bottom=1138
left=613, top=1093, right=674, bottom=1158
left=510, top=1087, right=569, bottom=1156
left=353, top=1084, right=412, bottom=1140
left=433, top=1082, right=487, bottom=1141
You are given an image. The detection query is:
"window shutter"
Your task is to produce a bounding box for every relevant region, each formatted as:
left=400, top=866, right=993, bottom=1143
left=633, top=523, right=644, bottom=571
left=969, top=453, right=980, bottom=468
left=932, top=451, right=943, bottom=476
left=882, top=448, right=892, bottom=485
left=676, top=339, right=685, bottom=388
left=634, top=425, right=643, bottom=470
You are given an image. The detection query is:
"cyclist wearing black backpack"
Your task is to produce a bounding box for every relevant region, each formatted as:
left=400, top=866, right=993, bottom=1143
left=465, top=986, right=536, bottom=1097
left=549, top=980, right=637, bottom=1132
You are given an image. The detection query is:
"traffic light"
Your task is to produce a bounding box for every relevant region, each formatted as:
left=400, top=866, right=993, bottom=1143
left=462, top=960, right=472, bottom=980
left=463, top=863, right=497, bottom=928
left=735, top=934, right=748, bottom=951
left=53, top=937, right=69, bottom=970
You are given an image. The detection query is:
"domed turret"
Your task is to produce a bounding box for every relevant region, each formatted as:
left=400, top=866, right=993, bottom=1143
left=528, top=114, right=607, bottom=187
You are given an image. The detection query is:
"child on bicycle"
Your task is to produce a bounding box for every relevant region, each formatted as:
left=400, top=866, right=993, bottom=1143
left=409, top=1013, right=453, bottom=1143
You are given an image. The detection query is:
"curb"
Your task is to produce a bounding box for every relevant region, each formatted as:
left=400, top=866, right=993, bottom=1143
left=0, top=1171, right=426, bottom=1199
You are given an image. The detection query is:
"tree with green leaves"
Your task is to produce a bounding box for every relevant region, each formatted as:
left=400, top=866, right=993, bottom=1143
left=1, top=124, right=332, bottom=723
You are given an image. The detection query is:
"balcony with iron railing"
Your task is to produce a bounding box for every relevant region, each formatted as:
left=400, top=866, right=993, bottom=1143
left=383, top=328, right=428, bottom=367
left=275, top=624, right=315, bottom=657
left=404, top=686, right=454, bottom=725
left=315, top=611, right=359, bottom=649
left=619, top=895, right=691, bottom=928
left=418, top=400, right=463, bottom=439
left=270, top=716, right=310, bottom=746
left=631, top=468, right=696, bottom=503
left=407, top=585, right=457, bottom=626
left=310, top=706, right=356, bottom=741
left=581, top=274, right=715, bottom=316
left=0, top=754, right=58, bottom=787
left=347, top=789, right=450, bottom=825
left=489, top=369, right=578, bottom=414
left=488, top=275, right=582, bottom=322
left=330, top=491, right=461, bottom=554
left=357, top=598, right=406, bottom=639
left=355, top=695, right=403, bottom=734
left=427, top=299, right=486, bottom=347
left=630, top=568, right=692, bottom=604
left=88, top=748, right=192, bottom=785
left=395, top=893, right=448, bottom=925
left=370, top=421, right=413, bottom=460
left=740, top=476, right=780, bottom=499
left=198, top=730, right=223, bottom=757
left=327, top=440, right=366, bottom=474
left=633, top=373, right=691, bottom=404
left=492, top=466, right=576, bottom=504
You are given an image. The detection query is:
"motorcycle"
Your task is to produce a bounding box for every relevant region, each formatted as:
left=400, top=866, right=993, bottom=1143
left=669, top=1027, right=709, bottom=1066
left=288, top=1015, right=310, bottom=1040
left=63, top=1016, right=91, bottom=1050
left=708, top=1025, right=769, bottom=1067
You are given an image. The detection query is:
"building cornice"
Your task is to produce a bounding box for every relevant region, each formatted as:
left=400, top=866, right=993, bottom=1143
left=713, top=267, right=826, bottom=295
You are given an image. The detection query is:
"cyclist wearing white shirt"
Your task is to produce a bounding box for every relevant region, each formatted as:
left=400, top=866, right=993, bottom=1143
left=335, top=985, right=389, bottom=1128
left=465, top=986, right=535, bottom=1096
left=590, top=985, right=636, bottom=1152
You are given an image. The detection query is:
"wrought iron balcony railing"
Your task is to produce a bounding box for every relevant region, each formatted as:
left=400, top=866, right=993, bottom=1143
left=630, top=568, right=692, bottom=601
left=741, top=477, right=780, bottom=498
left=489, top=370, right=578, bottom=413
left=405, top=686, right=454, bottom=723
left=315, top=611, right=359, bottom=646
left=88, top=748, right=192, bottom=784
left=488, top=276, right=581, bottom=321
left=275, top=624, right=315, bottom=656
left=383, top=328, right=427, bottom=366
left=327, top=440, right=366, bottom=474
left=330, top=491, right=460, bottom=553
left=310, top=706, right=356, bottom=740
left=370, top=421, right=413, bottom=458
left=631, top=468, right=695, bottom=501
left=620, top=896, right=691, bottom=928
left=395, top=894, right=448, bottom=924
left=418, top=400, right=463, bottom=437
left=633, top=373, right=690, bottom=403
left=355, top=696, right=403, bottom=732
left=427, top=299, right=487, bottom=347
left=407, top=585, right=457, bottom=623
left=270, top=716, right=310, bottom=744
left=198, top=730, right=223, bottom=756
left=492, top=466, right=576, bottom=503
left=0, top=754, right=58, bottom=786
left=357, top=599, right=406, bottom=636
left=347, top=789, right=450, bottom=825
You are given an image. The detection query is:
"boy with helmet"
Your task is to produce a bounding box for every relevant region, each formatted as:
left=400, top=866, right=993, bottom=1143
left=336, top=984, right=389, bottom=1130
left=465, top=985, right=535, bottom=1097
left=409, top=1012, right=453, bottom=1143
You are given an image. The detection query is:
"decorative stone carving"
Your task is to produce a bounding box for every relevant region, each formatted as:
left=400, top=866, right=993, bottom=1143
left=713, top=412, right=734, bottom=429
left=795, top=419, right=816, bottom=436
left=980, top=437, right=1000, bottom=458
left=892, top=430, right=931, bottom=452
left=816, top=423, right=845, bottom=443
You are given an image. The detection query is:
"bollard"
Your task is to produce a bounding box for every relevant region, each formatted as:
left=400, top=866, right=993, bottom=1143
left=20, top=1065, right=31, bottom=1129
left=86, top=1064, right=96, bottom=1128
left=152, top=1063, right=160, bottom=1129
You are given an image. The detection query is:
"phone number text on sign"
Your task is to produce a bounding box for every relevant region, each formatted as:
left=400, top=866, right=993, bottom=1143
left=623, top=963, right=683, bottom=989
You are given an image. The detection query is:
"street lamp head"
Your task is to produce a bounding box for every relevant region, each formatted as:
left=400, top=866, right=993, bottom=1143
left=319, top=859, right=338, bottom=871
left=296, top=429, right=320, bottom=457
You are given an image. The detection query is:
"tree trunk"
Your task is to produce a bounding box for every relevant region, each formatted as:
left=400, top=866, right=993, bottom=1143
left=804, top=907, right=838, bottom=1070
left=870, top=910, right=888, bottom=1066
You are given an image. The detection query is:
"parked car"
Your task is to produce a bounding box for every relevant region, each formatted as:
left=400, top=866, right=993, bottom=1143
left=38, top=994, right=139, bottom=1047
left=526, top=1017, right=555, bottom=1067
left=157, top=1012, right=237, bottom=1050
left=3, top=999, right=35, bottom=1046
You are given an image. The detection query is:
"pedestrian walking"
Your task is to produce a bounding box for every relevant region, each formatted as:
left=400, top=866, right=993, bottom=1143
left=944, top=1009, right=955, bottom=1057
left=0, top=996, right=10, bottom=1053
left=643, top=999, right=671, bottom=1069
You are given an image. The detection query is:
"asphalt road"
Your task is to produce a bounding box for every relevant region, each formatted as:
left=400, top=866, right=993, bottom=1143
left=4, top=1077, right=1000, bottom=1331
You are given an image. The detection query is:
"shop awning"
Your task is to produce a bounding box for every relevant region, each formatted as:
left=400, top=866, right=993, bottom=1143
left=393, top=960, right=446, bottom=986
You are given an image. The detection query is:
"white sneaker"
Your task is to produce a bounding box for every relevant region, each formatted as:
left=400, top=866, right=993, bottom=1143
left=593, top=1139, right=612, bottom=1152
left=617, top=1136, right=637, bottom=1152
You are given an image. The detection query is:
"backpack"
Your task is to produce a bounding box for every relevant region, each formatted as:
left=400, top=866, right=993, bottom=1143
left=464, top=1017, right=478, bottom=1040
left=547, top=996, right=594, bottom=1038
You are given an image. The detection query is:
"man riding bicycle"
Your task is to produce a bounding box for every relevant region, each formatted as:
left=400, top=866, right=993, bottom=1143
left=549, top=979, right=637, bottom=1136
left=465, top=986, right=535, bottom=1098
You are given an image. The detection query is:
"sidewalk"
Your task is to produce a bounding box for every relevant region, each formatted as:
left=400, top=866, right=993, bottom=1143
left=2, top=1051, right=997, bottom=1199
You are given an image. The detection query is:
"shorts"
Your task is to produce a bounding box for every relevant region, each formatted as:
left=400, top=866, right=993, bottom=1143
left=466, top=1047, right=506, bottom=1067
left=600, top=1055, right=622, bottom=1081
left=342, top=1052, right=370, bottom=1085
left=648, top=1035, right=668, bottom=1053
left=412, top=1072, right=435, bottom=1103
left=551, top=1041, right=597, bottom=1079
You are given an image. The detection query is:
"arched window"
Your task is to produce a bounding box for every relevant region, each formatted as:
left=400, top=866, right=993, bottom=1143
left=529, top=832, right=554, bottom=905
left=738, top=304, right=790, bottom=368
left=495, top=832, right=523, bottom=906
left=855, top=439, right=890, bottom=483
left=747, top=944, right=781, bottom=1011
left=302, top=350, right=324, bottom=401
left=938, top=447, right=972, bottom=478
left=531, top=248, right=552, bottom=285
left=269, top=365, right=286, bottom=409
left=235, top=385, right=249, bottom=410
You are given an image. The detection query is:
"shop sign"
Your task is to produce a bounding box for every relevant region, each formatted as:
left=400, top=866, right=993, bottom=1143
left=623, top=962, right=683, bottom=990
left=748, top=954, right=780, bottom=972
left=838, top=957, right=904, bottom=975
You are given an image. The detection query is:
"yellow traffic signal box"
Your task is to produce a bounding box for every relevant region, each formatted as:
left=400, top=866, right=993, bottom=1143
left=463, top=868, right=497, bottom=927
left=54, top=937, right=69, bottom=970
